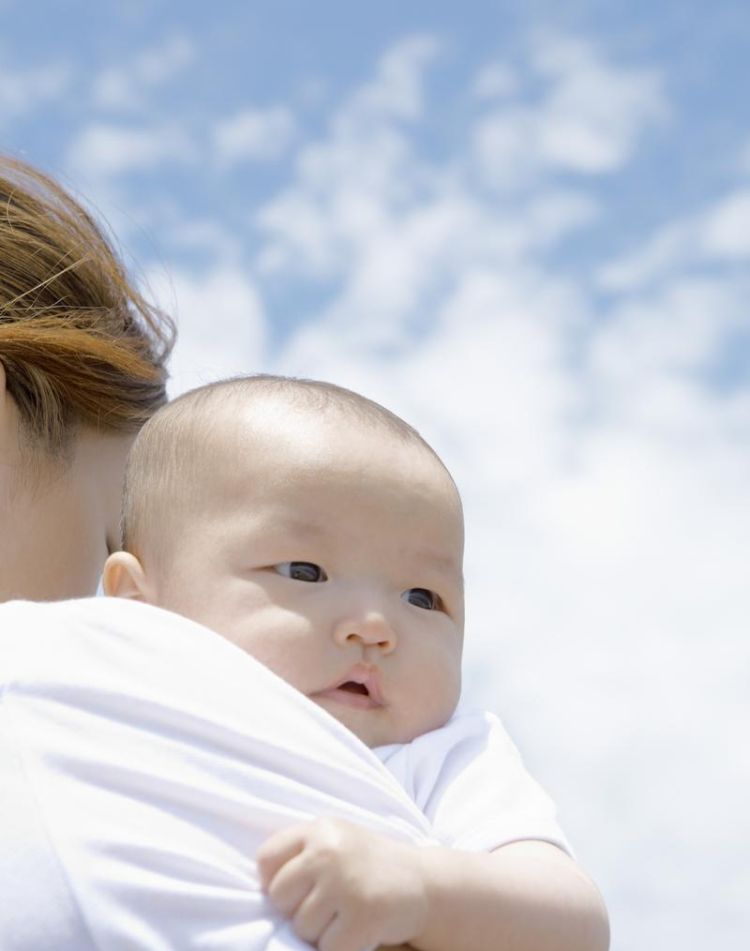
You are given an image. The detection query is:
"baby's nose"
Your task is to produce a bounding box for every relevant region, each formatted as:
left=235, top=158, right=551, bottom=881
left=332, top=611, right=397, bottom=653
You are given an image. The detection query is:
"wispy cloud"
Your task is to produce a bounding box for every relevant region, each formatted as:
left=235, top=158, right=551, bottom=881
left=148, top=264, right=266, bottom=396
left=213, top=106, right=296, bottom=165
left=67, top=122, right=196, bottom=179
left=472, top=62, right=520, bottom=100
left=345, top=34, right=441, bottom=123
left=702, top=188, right=750, bottom=258
left=473, top=33, right=666, bottom=188
left=92, top=34, right=194, bottom=112
left=0, top=58, right=71, bottom=126
left=598, top=186, right=750, bottom=291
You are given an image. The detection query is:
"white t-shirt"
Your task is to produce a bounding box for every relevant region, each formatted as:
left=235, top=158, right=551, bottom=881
left=375, top=711, right=570, bottom=854
left=0, top=597, right=568, bottom=950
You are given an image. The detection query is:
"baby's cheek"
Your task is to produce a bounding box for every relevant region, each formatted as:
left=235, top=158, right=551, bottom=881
left=413, top=659, right=461, bottom=735
left=437, top=667, right=462, bottom=722
left=238, top=621, right=319, bottom=690
left=440, top=652, right=463, bottom=711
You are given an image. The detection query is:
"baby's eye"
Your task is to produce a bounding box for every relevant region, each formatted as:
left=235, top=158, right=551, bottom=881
left=275, top=562, right=328, bottom=583
left=402, top=588, right=441, bottom=611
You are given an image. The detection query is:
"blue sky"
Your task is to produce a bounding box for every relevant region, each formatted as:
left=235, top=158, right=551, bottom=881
left=2, top=3, right=749, bottom=949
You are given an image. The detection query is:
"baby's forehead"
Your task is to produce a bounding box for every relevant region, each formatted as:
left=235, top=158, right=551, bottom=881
left=214, top=399, right=441, bottom=469
left=208, top=396, right=455, bottom=487
left=200, top=393, right=463, bottom=523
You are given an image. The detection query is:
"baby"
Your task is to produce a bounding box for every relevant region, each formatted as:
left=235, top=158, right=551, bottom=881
left=103, top=374, right=608, bottom=951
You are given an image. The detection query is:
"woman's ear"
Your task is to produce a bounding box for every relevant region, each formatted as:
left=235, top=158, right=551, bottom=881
left=102, top=551, right=153, bottom=601
left=0, top=360, right=9, bottom=417
left=0, top=360, right=19, bottom=449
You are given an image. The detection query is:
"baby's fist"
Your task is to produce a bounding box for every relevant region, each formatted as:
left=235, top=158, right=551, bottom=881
left=257, top=817, right=429, bottom=951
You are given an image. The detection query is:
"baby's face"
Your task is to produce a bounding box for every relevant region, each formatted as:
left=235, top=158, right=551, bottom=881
left=149, top=407, right=464, bottom=747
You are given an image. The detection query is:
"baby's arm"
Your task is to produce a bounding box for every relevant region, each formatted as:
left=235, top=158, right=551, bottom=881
left=258, top=818, right=608, bottom=951
left=399, top=838, right=609, bottom=951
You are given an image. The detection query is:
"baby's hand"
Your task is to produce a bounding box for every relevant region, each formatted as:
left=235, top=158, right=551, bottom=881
left=257, top=817, right=429, bottom=951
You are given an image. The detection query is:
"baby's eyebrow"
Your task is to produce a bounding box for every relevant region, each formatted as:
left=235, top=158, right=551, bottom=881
left=273, top=517, right=327, bottom=539
left=413, top=549, right=462, bottom=579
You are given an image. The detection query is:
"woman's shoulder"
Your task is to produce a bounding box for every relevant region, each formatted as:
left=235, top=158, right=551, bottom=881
left=0, top=598, right=99, bottom=673
left=0, top=597, right=149, bottom=674
left=0, top=596, right=109, bottom=627
left=0, top=596, right=245, bottom=688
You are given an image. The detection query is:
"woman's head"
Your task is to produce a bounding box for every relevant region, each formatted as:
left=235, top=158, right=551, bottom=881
left=0, top=155, right=175, bottom=601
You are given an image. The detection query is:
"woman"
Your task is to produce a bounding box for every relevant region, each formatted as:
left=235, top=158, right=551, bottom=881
left=0, top=155, right=175, bottom=601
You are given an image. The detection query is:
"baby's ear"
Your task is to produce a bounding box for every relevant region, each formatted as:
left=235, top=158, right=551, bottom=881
left=102, top=551, right=153, bottom=601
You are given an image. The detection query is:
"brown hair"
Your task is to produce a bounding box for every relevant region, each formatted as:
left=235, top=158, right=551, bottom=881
left=122, top=374, right=457, bottom=558
left=0, top=155, right=175, bottom=458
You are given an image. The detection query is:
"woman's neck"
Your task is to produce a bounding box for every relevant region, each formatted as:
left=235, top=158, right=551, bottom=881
left=0, top=402, right=133, bottom=601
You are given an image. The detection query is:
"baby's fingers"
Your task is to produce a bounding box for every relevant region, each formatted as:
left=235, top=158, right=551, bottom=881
left=318, top=912, right=377, bottom=951
left=256, top=824, right=309, bottom=890
left=265, top=852, right=316, bottom=918
left=290, top=887, right=337, bottom=945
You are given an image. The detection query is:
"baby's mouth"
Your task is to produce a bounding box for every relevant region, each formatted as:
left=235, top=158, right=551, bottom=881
left=338, top=681, right=369, bottom=696
left=313, top=666, right=384, bottom=710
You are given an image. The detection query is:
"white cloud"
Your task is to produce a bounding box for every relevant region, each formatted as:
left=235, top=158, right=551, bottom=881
left=597, top=217, right=696, bottom=291
left=472, top=62, right=519, bottom=100
left=598, top=184, right=750, bottom=291
left=67, top=123, right=195, bottom=179
left=702, top=188, right=750, bottom=258
left=0, top=60, right=71, bottom=125
left=255, top=35, right=440, bottom=276
left=92, top=34, right=194, bottom=111
left=213, top=106, right=296, bottom=164
left=160, top=218, right=245, bottom=263
left=589, top=277, right=746, bottom=394
left=346, top=33, right=441, bottom=124
left=255, top=124, right=416, bottom=278
left=473, top=33, right=666, bottom=188
left=146, top=264, right=267, bottom=397
left=255, top=45, right=599, bottom=285
left=134, top=34, right=194, bottom=86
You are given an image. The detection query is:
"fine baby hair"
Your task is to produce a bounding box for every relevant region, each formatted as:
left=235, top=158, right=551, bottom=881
left=120, top=373, right=457, bottom=555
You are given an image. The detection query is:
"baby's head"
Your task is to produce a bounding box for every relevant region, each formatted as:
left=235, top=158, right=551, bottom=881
left=104, top=376, right=464, bottom=747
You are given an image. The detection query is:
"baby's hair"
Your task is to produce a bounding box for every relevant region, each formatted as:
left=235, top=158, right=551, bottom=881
left=0, top=155, right=175, bottom=460
left=121, top=374, right=453, bottom=558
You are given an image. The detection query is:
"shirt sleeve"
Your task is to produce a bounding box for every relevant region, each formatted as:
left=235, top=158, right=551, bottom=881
left=374, top=709, right=573, bottom=855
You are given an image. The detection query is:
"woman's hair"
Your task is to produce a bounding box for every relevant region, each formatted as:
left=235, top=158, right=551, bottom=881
left=0, top=155, right=175, bottom=457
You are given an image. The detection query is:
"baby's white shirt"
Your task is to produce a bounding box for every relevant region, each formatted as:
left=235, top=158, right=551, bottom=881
left=374, top=709, right=570, bottom=854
